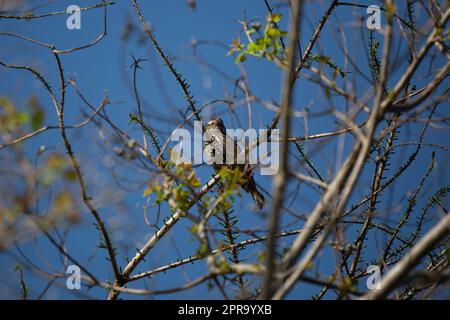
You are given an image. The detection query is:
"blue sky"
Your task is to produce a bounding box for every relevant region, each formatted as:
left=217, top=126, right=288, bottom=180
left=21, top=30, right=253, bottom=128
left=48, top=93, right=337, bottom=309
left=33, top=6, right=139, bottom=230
left=0, top=0, right=448, bottom=299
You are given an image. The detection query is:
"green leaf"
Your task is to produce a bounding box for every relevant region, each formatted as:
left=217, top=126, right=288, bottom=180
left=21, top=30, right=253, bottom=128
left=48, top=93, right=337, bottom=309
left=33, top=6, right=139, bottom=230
left=226, top=47, right=238, bottom=56
left=143, top=187, right=153, bottom=197
left=267, top=27, right=281, bottom=37
left=246, top=28, right=256, bottom=36
left=15, top=112, right=30, bottom=126
left=31, top=109, right=44, bottom=130
left=235, top=53, right=247, bottom=64
left=270, top=13, right=282, bottom=23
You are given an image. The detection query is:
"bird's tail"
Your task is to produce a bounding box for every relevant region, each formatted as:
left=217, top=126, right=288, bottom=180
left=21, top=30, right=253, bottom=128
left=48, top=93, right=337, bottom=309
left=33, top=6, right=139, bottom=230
left=242, top=173, right=265, bottom=209
left=251, top=188, right=265, bottom=209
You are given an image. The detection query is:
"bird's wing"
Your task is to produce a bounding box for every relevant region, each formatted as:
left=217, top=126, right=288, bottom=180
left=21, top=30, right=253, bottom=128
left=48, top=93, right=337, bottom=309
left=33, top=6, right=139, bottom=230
left=224, top=135, right=241, bottom=165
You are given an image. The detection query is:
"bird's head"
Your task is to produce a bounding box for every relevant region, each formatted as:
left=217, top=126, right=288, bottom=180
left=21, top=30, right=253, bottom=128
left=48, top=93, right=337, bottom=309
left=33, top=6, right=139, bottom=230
left=205, top=117, right=226, bottom=132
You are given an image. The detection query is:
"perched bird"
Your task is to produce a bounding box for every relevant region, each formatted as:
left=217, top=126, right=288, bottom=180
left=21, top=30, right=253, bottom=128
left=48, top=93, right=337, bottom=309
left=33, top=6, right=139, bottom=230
left=204, top=118, right=265, bottom=209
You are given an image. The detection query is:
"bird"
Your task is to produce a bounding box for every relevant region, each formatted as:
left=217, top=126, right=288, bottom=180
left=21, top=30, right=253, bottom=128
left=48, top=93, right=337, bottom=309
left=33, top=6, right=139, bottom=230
left=203, top=118, right=265, bottom=209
